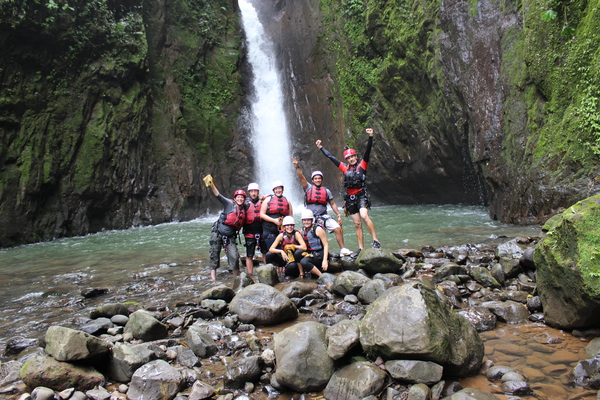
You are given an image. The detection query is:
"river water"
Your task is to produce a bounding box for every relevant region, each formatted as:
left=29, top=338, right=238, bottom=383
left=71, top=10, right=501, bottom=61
left=1, top=204, right=595, bottom=399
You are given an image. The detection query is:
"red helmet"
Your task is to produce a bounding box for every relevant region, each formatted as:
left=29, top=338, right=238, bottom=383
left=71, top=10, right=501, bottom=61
left=233, top=190, right=246, bottom=198
left=343, top=148, right=357, bottom=159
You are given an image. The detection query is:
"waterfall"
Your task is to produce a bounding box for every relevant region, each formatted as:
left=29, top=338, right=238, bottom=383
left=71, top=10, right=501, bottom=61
left=238, top=0, right=301, bottom=205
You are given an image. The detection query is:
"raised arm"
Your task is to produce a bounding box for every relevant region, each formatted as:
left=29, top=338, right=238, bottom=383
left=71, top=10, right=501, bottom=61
left=316, top=139, right=343, bottom=168
left=362, top=128, right=374, bottom=163
left=292, top=157, right=308, bottom=191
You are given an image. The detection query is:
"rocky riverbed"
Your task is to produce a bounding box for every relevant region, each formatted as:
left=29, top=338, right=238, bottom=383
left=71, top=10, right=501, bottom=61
left=1, top=237, right=600, bottom=400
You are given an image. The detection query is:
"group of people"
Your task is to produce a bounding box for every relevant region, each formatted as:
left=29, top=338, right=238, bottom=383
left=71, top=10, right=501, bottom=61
left=204, top=128, right=380, bottom=280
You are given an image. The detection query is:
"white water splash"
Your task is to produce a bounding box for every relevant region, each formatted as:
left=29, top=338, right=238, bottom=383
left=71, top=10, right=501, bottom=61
left=238, top=0, right=301, bottom=205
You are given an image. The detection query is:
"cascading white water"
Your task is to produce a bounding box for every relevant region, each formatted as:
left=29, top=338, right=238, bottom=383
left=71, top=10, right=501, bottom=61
left=238, top=0, right=301, bottom=205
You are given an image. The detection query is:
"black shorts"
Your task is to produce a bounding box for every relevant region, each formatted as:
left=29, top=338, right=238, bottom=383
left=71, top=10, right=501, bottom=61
left=344, top=190, right=370, bottom=215
left=245, top=234, right=267, bottom=257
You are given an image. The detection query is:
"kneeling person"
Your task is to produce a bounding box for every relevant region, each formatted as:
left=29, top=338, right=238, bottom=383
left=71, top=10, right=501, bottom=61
left=300, top=209, right=329, bottom=278
left=266, top=216, right=307, bottom=277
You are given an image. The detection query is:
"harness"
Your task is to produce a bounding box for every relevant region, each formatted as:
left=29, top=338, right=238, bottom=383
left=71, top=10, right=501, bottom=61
left=218, top=204, right=245, bottom=237
left=306, top=185, right=327, bottom=205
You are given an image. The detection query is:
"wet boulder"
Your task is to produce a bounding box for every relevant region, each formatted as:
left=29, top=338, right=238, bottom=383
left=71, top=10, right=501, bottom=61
left=256, top=264, right=279, bottom=286
left=359, top=282, right=484, bottom=377
left=184, top=322, right=219, bottom=358
left=323, top=361, right=387, bottom=400
left=443, top=388, right=503, bottom=399
left=274, top=321, right=334, bottom=392
left=573, top=358, right=600, bottom=389
left=124, top=310, right=168, bottom=341
left=432, top=263, right=468, bottom=284
left=458, top=307, right=497, bottom=332
left=280, top=281, right=313, bottom=298
left=385, top=360, right=443, bottom=384
left=358, top=279, right=390, bottom=304
left=108, top=343, right=165, bottom=382
left=224, top=355, right=263, bottom=389
left=3, top=336, right=39, bottom=357
left=534, top=194, right=600, bottom=329
left=326, top=319, right=361, bottom=360
left=0, top=360, right=23, bottom=387
left=481, top=300, right=530, bottom=324
left=127, top=360, right=182, bottom=400
left=332, top=271, right=371, bottom=296
left=470, top=266, right=501, bottom=288
left=45, top=326, right=111, bottom=362
left=198, top=285, right=235, bottom=302
left=356, top=248, right=404, bottom=275
left=229, top=283, right=298, bottom=325
left=20, top=354, right=105, bottom=391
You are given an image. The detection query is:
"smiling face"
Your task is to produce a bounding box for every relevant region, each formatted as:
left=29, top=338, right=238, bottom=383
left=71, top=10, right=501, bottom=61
left=234, top=195, right=246, bottom=205
left=283, top=224, right=295, bottom=233
left=312, top=175, right=323, bottom=186
left=345, top=154, right=358, bottom=165
left=273, top=186, right=284, bottom=196
left=302, top=218, right=313, bottom=229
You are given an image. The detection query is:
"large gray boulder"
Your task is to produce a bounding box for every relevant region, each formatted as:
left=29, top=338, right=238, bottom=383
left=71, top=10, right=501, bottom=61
left=534, top=194, right=600, bottom=329
left=127, top=360, right=182, bottom=400
left=274, top=321, right=334, bottom=392
left=356, top=248, right=404, bottom=274
left=198, top=285, right=235, bottom=302
left=185, top=322, right=219, bottom=358
left=229, top=283, right=297, bottom=325
left=45, top=326, right=111, bottom=362
left=323, top=361, right=387, bottom=400
left=332, top=271, right=371, bottom=296
left=358, top=279, right=391, bottom=304
left=385, top=359, right=443, bottom=384
left=20, top=354, right=105, bottom=391
left=359, top=282, right=484, bottom=377
left=124, top=310, right=168, bottom=341
left=108, top=343, right=164, bottom=382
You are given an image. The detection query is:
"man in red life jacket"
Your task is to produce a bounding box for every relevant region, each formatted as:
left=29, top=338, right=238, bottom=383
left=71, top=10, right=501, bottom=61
left=205, top=175, right=246, bottom=280
left=292, top=157, right=353, bottom=256
left=243, top=182, right=266, bottom=274
left=316, top=128, right=380, bottom=251
left=260, top=180, right=293, bottom=250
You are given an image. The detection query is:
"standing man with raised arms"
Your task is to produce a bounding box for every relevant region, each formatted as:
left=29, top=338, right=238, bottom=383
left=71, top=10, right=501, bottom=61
left=292, top=156, right=353, bottom=256
left=203, top=174, right=246, bottom=280
left=316, top=128, right=380, bottom=251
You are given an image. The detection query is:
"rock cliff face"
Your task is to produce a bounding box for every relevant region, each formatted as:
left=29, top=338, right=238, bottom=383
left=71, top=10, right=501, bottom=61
left=0, top=0, right=248, bottom=246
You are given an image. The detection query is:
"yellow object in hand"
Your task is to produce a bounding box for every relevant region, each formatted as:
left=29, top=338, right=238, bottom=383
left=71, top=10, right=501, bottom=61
left=203, top=174, right=213, bottom=188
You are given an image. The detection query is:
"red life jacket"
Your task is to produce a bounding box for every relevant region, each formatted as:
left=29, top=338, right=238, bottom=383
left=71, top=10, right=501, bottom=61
left=306, top=185, right=327, bottom=205
left=266, top=195, right=290, bottom=216
left=220, top=205, right=245, bottom=231
left=245, top=198, right=262, bottom=225
left=281, top=230, right=301, bottom=247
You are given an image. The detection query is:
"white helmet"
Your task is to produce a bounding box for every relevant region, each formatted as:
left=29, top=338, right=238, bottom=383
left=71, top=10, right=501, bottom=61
left=311, top=170, right=323, bottom=179
left=301, top=209, right=314, bottom=221
left=282, top=216, right=295, bottom=226
left=247, top=182, right=259, bottom=191
left=272, top=180, right=284, bottom=190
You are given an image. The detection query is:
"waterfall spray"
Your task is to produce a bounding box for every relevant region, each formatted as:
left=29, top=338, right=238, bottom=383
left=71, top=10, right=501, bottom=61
left=238, top=0, right=301, bottom=205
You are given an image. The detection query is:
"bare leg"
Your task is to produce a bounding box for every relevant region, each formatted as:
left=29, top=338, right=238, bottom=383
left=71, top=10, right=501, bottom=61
left=245, top=257, right=254, bottom=275
left=210, top=269, right=217, bottom=280
left=333, top=227, right=346, bottom=249
left=233, top=270, right=239, bottom=277
left=350, top=212, right=364, bottom=249
left=359, top=208, right=379, bottom=242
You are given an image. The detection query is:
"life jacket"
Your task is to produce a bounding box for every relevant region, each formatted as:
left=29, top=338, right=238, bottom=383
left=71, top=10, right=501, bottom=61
left=306, top=185, right=327, bottom=205
left=218, top=204, right=245, bottom=236
left=266, top=195, right=290, bottom=217
left=281, top=230, right=301, bottom=248
left=245, top=198, right=262, bottom=225
left=302, top=224, right=323, bottom=252
left=343, top=165, right=366, bottom=189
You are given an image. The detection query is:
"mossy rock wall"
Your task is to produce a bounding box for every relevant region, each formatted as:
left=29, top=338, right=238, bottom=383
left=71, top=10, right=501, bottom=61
left=0, top=0, right=246, bottom=246
left=534, top=194, right=600, bottom=329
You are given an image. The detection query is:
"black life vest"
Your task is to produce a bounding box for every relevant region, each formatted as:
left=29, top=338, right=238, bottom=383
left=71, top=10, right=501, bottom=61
left=306, top=185, right=327, bottom=205
left=302, top=224, right=323, bottom=252
left=343, top=165, right=366, bottom=189
left=266, top=195, right=290, bottom=217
